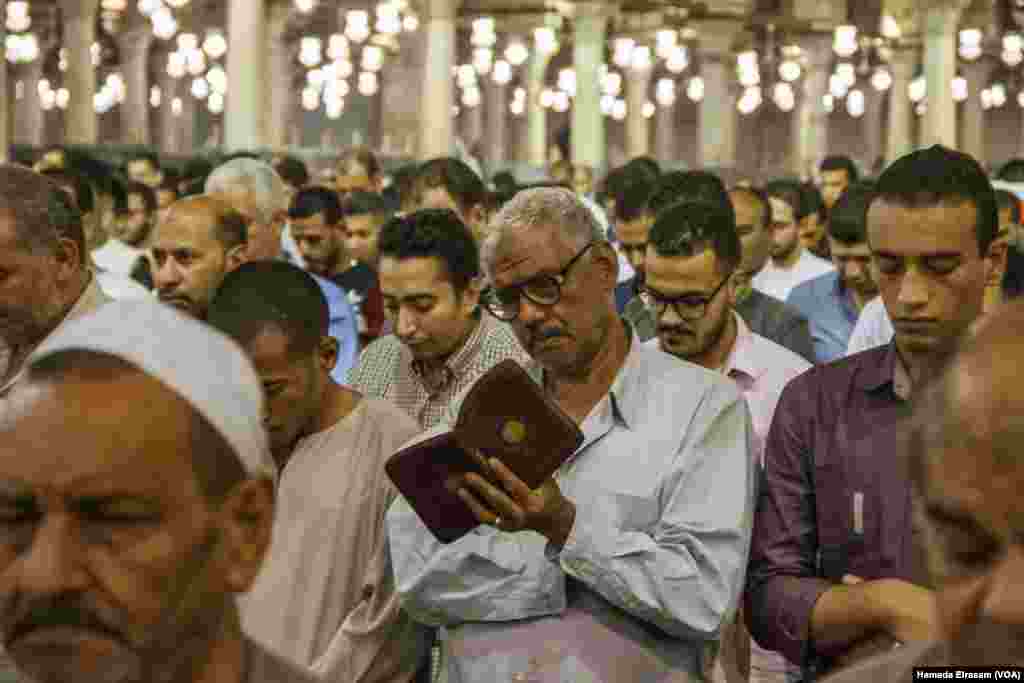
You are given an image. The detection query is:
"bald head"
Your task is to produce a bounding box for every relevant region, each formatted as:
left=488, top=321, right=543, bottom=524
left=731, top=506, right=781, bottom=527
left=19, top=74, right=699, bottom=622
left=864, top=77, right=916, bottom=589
left=150, top=196, right=247, bottom=319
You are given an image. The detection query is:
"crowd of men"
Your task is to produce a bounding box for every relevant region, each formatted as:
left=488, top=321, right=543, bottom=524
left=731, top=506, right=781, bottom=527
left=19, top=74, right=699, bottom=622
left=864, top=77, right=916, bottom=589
left=0, top=140, right=1021, bottom=683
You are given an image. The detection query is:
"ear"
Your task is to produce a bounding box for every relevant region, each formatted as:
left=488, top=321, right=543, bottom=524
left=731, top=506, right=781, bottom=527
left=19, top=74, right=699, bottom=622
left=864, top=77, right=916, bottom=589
left=591, top=242, right=620, bottom=290
left=727, top=269, right=744, bottom=307
left=318, top=336, right=339, bottom=374
left=225, top=243, right=247, bottom=272
left=218, top=477, right=276, bottom=594
left=53, top=236, right=83, bottom=284
left=460, top=275, right=483, bottom=315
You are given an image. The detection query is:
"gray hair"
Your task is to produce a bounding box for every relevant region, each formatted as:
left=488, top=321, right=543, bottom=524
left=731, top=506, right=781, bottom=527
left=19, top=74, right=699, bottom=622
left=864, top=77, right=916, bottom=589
left=483, top=187, right=604, bottom=269
left=205, top=158, right=288, bottom=223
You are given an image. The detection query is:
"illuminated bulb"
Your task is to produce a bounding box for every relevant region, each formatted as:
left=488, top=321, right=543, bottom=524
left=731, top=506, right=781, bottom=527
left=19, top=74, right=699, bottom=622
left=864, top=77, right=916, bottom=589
left=207, top=65, right=228, bottom=94
left=402, top=14, right=418, bottom=32
left=299, top=37, right=322, bottom=67
left=871, top=68, right=893, bottom=92
left=294, top=0, right=316, bottom=12
left=1017, top=91, right=1024, bottom=108
left=846, top=88, right=865, bottom=117
left=138, top=0, right=162, bottom=17
left=558, top=68, right=576, bottom=97
left=737, top=50, right=760, bottom=87
left=612, top=38, right=634, bottom=68
left=778, top=60, right=801, bottom=82
left=150, top=85, right=162, bottom=107
left=191, top=77, right=209, bottom=99
left=326, top=96, right=344, bottom=119
left=472, top=48, right=493, bottom=75
left=493, top=60, right=512, bottom=85
left=505, top=41, right=529, bottom=66
left=655, top=78, right=676, bottom=107
left=880, top=15, right=901, bottom=40
left=655, top=29, right=677, bottom=60
left=737, top=86, right=762, bottom=115
left=630, top=45, right=652, bottom=71
left=992, top=82, right=1007, bottom=107
left=773, top=82, right=795, bottom=111
left=833, top=25, right=858, bottom=58
left=203, top=30, right=227, bottom=60
left=177, top=33, right=199, bottom=52
left=952, top=76, right=968, bottom=103
left=600, top=94, right=615, bottom=115
left=687, top=76, right=704, bottom=102
left=908, top=75, right=927, bottom=103
left=456, top=64, right=477, bottom=88
left=208, top=91, right=224, bottom=114
left=167, top=51, right=186, bottom=78
left=302, top=87, right=320, bottom=111
left=981, top=88, right=994, bottom=110
left=6, top=2, right=31, bottom=33
left=510, top=98, right=524, bottom=116
left=666, top=45, right=689, bottom=74
left=357, top=71, right=378, bottom=96
left=362, top=45, right=384, bottom=72
left=958, top=28, right=983, bottom=62
left=534, top=27, right=557, bottom=56
left=611, top=99, right=627, bottom=121
left=553, top=91, right=570, bottom=113
left=336, top=59, right=354, bottom=79
left=462, top=85, right=481, bottom=108
left=836, top=62, right=856, bottom=89
left=642, top=101, right=656, bottom=118
left=823, top=93, right=835, bottom=113
left=539, top=88, right=555, bottom=108
left=186, top=50, right=206, bottom=76
left=171, top=97, right=182, bottom=116
left=829, top=74, right=849, bottom=99
left=601, top=71, right=622, bottom=97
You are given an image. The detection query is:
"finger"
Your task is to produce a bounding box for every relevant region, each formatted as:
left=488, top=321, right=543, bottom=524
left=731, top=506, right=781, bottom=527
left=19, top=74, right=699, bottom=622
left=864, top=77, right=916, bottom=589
left=463, top=473, right=524, bottom=525
left=488, top=457, right=534, bottom=502
left=456, top=487, right=499, bottom=526
left=467, top=449, right=493, bottom=477
left=842, top=574, right=865, bottom=585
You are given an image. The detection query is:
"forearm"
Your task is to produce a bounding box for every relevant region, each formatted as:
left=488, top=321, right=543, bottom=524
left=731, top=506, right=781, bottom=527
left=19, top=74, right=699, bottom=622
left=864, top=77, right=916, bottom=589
left=809, top=582, right=887, bottom=658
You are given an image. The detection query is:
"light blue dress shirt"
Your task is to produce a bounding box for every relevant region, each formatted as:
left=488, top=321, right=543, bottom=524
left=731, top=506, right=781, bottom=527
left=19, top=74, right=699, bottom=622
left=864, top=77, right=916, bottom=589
left=310, top=273, right=359, bottom=383
left=387, top=335, right=756, bottom=682
left=786, top=271, right=860, bottom=364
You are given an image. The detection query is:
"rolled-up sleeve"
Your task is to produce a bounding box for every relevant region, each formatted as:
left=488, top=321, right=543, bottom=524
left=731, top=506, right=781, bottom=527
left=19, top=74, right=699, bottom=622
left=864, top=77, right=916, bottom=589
left=554, top=380, right=756, bottom=641
left=387, top=495, right=564, bottom=626
left=744, top=377, right=832, bottom=666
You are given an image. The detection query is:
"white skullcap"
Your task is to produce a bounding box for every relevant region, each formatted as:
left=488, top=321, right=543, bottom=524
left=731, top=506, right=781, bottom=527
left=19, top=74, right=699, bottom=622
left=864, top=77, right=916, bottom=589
left=27, top=300, right=276, bottom=481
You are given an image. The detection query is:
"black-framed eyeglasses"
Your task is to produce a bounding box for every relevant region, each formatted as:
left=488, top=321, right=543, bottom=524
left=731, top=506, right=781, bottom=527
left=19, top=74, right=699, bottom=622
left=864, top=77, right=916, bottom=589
left=640, top=275, right=731, bottom=321
left=482, top=241, right=596, bottom=321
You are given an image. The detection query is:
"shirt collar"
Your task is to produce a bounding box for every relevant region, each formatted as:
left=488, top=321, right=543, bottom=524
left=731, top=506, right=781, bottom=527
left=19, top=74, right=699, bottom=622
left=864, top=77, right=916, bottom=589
left=856, top=340, right=911, bottom=401
left=722, top=312, right=763, bottom=383
left=831, top=271, right=861, bottom=322
left=409, top=314, right=487, bottom=394
left=604, top=325, right=645, bottom=431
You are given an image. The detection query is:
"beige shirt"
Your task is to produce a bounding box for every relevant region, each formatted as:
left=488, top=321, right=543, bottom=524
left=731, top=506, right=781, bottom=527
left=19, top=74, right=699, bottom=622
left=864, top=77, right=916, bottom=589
left=241, top=397, right=429, bottom=683
left=0, top=274, right=112, bottom=399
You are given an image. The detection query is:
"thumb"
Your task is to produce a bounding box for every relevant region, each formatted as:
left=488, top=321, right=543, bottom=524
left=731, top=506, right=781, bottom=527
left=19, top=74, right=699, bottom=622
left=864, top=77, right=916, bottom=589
left=842, top=574, right=865, bottom=585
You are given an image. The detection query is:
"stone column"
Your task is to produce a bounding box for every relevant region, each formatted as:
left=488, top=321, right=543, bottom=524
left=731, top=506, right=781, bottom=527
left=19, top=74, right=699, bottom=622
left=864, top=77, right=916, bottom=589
left=526, top=42, right=552, bottom=168
left=571, top=2, right=609, bottom=172
left=60, top=0, right=100, bottom=145
left=625, top=57, right=653, bottom=159
left=117, top=7, right=153, bottom=146
left=12, top=61, right=44, bottom=146
left=886, top=46, right=917, bottom=165
left=484, top=79, right=508, bottom=173
left=156, top=54, right=181, bottom=154
left=921, top=2, right=964, bottom=148
left=266, top=0, right=292, bottom=151
left=696, top=19, right=742, bottom=170
left=862, top=87, right=884, bottom=171
left=461, top=100, right=484, bottom=152
left=226, top=0, right=267, bottom=151
left=654, top=98, right=676, bottom=165
left=179, top=90, right=196, bottom=153
left=960, top=59, right=991, bottom=166
left=419, top=0, right=456, bottom=159
left=0, top=23, right=7, bottom=161
left=791, top=36, right=831, bottom=179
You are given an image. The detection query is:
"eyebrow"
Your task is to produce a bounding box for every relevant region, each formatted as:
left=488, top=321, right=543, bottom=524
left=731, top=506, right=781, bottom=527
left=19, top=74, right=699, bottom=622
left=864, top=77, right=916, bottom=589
left=926, top=501, right=998, bottom=543
left=872, top=250, right=963, bottom=260
left=384, top=293, right=437, bottom=303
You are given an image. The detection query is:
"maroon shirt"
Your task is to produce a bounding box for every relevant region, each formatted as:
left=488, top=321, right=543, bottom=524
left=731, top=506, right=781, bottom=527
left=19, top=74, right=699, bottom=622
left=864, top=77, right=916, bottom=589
left=744, top=342, right=929, bottom=674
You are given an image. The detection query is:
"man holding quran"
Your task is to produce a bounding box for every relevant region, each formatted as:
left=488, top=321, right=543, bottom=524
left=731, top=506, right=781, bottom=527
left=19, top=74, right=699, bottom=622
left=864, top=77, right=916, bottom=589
left=386, top=187, right=756, bottom=683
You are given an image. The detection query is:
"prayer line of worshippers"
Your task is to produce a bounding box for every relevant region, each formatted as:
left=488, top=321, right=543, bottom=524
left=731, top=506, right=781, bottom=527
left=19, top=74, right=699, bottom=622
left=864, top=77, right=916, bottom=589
left=0, top=140, right=1022, bottom=683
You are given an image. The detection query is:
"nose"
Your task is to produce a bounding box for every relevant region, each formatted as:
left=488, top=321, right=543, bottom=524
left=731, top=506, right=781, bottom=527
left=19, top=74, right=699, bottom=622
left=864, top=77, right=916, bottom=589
left=897, top=267, right=930, bottom=308
left=395, top=307, right=418, bottom=339
left=153, top=257, right=183, bottom=291
left=977, top=546, right=1024, bottom=625
left=16, top=515, right=89, bottom=596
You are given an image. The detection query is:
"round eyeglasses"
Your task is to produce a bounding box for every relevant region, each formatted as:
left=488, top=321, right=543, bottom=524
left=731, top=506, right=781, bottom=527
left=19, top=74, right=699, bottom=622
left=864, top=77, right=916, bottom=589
left=640, top=275, right=731, bottom=321
left=481, top=242, right=596, bottom=322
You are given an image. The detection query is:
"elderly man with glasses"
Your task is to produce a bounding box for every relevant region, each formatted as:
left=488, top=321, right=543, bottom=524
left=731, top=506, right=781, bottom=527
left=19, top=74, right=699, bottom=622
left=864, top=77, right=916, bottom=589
left=387, top=187, right=757, bottom=683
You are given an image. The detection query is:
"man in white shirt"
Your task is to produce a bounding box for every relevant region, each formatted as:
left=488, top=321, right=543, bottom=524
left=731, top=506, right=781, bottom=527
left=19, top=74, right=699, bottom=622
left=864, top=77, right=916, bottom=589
left=93, top=181, right=157, bottom=278
left=752, top=180, right=834, bottom=301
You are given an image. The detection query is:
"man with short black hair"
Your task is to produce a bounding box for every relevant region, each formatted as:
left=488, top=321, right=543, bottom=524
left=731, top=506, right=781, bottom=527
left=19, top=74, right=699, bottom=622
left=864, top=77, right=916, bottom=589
left=747, top=146, right=998, bottom=679
left=788, top=183, right=879, bottom=363
left=274, top=155, right=310, bottom=195
left=343, top=191, right=392, bottom=269
left=799, top=182, right=830, bottom=259
left=0, top=165, right=111, bottom=401
left=94, top=181, right=157, bottom=280
left=819, top=155, right=859, bottom=210
left=209, top=262, right=429, bottom=682
left=336, top=147, right=383, bottom=197
left=348, top=208, right=529, bottom=430
left=752, top=180, right=835, bottom=301
left=413, top=157, right=488, bottom=242
left=824, top=300, right=1024, bottom=680
left=289, top=185, right=385, bottom=346
left=611, top=173, right=656, bottom=312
